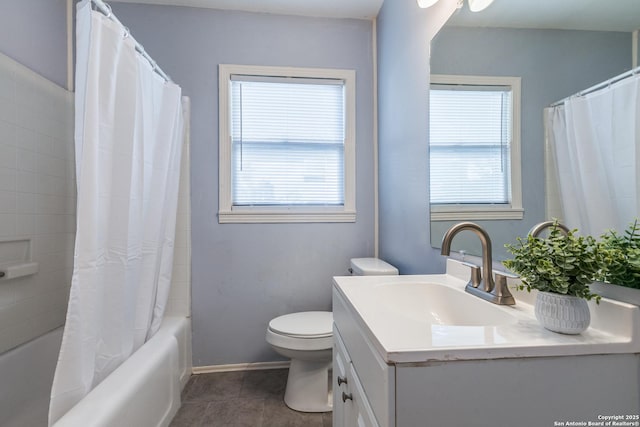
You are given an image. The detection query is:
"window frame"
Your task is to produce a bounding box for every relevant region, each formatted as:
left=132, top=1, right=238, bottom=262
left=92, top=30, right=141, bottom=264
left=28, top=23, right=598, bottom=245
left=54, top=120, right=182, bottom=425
left=218, top=64, right=356, bottom=224
left=429, top=74, right=523, bottom=221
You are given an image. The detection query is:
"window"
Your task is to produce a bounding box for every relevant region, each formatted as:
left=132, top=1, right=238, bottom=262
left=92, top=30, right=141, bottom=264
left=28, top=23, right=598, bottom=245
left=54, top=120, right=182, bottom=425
left=429, top=75, right=523, bottom=220
left=218, top=65, right=356, bottom=223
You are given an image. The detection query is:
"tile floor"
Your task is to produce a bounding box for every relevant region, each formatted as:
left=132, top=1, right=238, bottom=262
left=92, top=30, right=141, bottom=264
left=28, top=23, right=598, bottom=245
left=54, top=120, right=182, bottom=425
left=170, top=369, right=332, bottom=427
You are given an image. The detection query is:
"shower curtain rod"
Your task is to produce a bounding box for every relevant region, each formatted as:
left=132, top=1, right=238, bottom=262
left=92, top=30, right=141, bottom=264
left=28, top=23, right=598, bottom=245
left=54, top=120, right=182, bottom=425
left=91, top=0, right=172, bottom=82
left=550, top=65, right=640, bottom=107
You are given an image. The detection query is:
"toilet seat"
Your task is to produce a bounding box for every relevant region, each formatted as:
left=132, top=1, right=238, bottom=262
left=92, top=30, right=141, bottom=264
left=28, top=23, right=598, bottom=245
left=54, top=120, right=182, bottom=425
left=268, top=311, right=333, bottom=338
left=266, top=311, right=333, bottom=351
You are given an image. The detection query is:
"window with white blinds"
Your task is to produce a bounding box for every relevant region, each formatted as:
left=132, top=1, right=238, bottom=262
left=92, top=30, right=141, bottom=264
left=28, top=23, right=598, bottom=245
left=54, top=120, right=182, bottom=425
left=429, top=75, right=523, bottom=220
left=231, top=77, right=344, bottom=206
left=218, top=65, right=356, bottom=223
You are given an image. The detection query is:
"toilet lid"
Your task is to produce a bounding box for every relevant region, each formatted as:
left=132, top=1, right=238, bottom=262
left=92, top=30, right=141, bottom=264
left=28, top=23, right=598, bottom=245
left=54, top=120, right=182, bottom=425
left=268, top=311, right=333, bottom=338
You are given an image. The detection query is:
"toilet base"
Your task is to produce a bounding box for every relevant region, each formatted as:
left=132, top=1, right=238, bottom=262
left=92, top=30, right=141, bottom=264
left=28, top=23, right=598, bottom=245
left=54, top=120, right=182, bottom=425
left=284, top=358, right=333, bottom=412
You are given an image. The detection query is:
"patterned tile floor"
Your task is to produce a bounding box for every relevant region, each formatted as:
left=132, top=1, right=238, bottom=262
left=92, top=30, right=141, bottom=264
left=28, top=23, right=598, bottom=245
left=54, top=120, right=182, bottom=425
left=170, top=369, right=332, bottom=427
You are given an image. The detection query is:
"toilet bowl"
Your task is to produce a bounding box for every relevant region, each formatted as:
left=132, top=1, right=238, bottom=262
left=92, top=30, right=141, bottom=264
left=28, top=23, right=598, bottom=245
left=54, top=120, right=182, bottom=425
left=266, top=311, right=333, bottom=412
left=266, top=258, right=398, bottom=413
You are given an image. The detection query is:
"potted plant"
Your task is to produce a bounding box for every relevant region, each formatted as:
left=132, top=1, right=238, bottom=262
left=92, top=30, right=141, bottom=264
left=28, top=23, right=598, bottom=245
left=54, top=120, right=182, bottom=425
left=503, top=221, right=601, bottom=334
left=591, top=219, right=640, bottom=305
left=597, top=220, right=640, bottom=287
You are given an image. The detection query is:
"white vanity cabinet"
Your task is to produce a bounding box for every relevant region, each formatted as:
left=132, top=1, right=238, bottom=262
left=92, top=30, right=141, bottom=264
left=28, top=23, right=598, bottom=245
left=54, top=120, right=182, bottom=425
left=332, top=273, right=640, bottom=427
left=333, top=327, right=380, bottom=427
left=333, top=289, right=394, bottom=427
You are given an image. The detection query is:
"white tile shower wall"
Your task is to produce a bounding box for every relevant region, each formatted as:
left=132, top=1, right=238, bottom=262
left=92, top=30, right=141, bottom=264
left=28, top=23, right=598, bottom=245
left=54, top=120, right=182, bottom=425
left=166, top=96, right=191, bottom=317
left=0, top=52, right=75, bottom=354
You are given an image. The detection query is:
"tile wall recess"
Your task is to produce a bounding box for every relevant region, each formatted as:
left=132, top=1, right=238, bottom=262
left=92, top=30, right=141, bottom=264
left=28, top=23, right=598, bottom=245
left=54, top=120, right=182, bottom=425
left=0, top=51, right=75, bottom=354
left=166, top=96, right=191, bottom=317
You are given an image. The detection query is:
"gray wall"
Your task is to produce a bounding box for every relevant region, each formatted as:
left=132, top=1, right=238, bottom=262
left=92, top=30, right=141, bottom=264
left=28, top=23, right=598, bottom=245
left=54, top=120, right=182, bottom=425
left=637, top=32, right=640, bottom=65
left=0, top=0, right=68, bottom=88
left=111, top=3, right=375, bottom=366
left=376, top=0, right=447, bottom=274
left=430, top=27, right=631, bottom=260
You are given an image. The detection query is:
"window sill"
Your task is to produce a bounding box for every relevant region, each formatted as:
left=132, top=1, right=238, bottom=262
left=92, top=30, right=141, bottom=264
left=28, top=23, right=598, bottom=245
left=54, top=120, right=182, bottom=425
left=430, top=205, right=524, bottom=221
left=218, top=209, right=356, bottom=224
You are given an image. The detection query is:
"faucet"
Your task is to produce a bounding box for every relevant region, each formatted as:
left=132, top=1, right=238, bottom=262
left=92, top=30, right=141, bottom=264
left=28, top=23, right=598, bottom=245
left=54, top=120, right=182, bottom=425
left=441, top=222, right=494, bottom=292
left=529, top=220, right=570, bottom=238
left=441, top=222, right=515, bottom=306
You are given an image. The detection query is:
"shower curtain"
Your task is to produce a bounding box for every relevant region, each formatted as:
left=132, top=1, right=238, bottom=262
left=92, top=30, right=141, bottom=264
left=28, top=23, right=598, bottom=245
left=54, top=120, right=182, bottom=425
left=49, top=1, right=184, bottom=424
left=545, top=74, right=639, bottom=236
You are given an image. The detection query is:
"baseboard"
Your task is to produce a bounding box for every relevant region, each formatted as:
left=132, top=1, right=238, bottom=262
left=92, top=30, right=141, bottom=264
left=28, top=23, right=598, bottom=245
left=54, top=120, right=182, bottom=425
left=192, top=360, right=290, bottom=374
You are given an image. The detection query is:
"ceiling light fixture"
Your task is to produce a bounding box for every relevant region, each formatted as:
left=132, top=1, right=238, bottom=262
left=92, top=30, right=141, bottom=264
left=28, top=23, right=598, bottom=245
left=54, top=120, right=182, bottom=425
left=467, top=0, right=494, bottom=12
left=416, top=0, right=440, bottom=8
left=417, top=0, right=494, bottom=13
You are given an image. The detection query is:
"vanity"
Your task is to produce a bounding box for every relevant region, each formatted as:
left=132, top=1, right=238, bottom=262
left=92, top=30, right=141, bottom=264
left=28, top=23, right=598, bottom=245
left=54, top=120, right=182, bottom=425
left=332, top=259, right=640, bottom=427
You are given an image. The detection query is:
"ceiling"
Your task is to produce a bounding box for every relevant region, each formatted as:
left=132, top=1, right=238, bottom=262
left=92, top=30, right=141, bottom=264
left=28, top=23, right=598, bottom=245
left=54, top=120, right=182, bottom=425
left=109, top=0, right=384, bottom=19
left=109, top=0, right=640, bottom=32
left=448, top=0, right=640, bottom=32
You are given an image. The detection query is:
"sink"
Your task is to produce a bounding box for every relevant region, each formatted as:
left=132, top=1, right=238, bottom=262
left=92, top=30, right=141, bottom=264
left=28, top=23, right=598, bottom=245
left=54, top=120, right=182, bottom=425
left=333, top=260, right=640, bottom=363
left=372, top=282, right=517, bottom=327
left=332, top=262, right=640, bottom=426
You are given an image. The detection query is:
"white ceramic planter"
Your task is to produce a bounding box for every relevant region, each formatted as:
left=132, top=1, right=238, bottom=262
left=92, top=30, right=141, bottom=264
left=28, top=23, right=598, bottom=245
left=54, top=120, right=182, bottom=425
left=535, top=291, right=591, bottom=334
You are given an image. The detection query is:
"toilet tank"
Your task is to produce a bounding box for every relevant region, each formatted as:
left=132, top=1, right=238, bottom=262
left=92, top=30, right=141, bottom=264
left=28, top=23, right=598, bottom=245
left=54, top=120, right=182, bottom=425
left=350, top=258, right=398, bottom=276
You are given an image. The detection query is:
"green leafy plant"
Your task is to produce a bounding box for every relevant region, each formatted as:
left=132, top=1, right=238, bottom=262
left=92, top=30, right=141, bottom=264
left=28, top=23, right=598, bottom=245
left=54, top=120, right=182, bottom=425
left=503, top=221, right=601, bottom=302
left=596, top=219, right=640, bottom=289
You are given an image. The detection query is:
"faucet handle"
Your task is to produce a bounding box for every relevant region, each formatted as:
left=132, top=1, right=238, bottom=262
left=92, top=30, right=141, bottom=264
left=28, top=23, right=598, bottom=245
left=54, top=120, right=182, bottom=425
left=496, top=270, right=519, bottom=280
left=462, top=262, right=482, bottom=288
left=491, top=271, right=517, bottom=305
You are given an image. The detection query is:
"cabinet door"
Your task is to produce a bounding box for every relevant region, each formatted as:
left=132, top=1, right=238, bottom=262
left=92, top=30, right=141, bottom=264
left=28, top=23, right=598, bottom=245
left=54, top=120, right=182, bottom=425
left=333, top=328, right=352, bottom=427
left=334, top=287, right=395, bottom=427
left=349, top=363, right=380, bottom=427
left=334, top=328, right=380, bottom=427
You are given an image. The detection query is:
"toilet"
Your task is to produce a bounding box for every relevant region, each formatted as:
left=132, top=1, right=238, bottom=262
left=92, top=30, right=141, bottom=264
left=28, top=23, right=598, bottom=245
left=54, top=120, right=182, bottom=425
left=266, top=257, right=398, bottom=412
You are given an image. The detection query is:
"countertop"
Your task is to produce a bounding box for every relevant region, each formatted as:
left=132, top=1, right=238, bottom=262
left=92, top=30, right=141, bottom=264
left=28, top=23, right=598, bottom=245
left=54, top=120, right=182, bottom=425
left=333, top=259, right=640, bottom=364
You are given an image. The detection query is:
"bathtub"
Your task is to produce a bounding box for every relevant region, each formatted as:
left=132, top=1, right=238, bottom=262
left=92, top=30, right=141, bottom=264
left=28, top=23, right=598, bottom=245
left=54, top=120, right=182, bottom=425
left=53, top=316, right=192, bottom=427
left=0, top=317, right=191, bottom=427
left=0, top=327, right=63, bottom=427
left=0, top=316, right=190, bottom=427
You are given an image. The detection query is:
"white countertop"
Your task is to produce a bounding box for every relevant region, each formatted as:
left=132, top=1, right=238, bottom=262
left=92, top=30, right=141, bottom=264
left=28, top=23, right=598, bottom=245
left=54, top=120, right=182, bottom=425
left=333, top=259, right=640, bottom=364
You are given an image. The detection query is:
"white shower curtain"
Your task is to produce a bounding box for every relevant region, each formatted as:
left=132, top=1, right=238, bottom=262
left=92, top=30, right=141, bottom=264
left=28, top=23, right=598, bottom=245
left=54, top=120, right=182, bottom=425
left=545, top=73, right=639, bottom=236
left=49, top=1, right=184, bottom=424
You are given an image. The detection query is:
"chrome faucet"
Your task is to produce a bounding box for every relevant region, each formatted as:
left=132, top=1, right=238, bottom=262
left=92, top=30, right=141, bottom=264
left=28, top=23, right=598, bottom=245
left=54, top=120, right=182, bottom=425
left=441, top=222, right=515, bottom=306
left=441, top=222, right=494, bottom=292
left=529, top=220, right=570, bottom=238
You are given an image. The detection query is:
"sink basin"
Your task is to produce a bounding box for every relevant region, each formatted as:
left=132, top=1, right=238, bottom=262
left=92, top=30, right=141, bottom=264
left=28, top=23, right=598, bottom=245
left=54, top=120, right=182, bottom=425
left=372, top=282, right=517, bottom=327
left=333, top=261, right=640, bottom=363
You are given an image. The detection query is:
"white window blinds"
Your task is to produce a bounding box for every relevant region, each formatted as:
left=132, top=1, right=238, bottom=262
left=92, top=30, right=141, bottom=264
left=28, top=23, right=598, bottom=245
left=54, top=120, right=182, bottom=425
left=429, top=84, right=512, bottom=205
left=230, top=76, right=345, bottom=206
